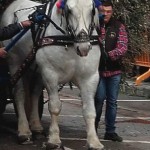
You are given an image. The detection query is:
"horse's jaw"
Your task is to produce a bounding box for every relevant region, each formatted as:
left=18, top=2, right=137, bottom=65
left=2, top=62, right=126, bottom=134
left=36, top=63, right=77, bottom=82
left=74, top=42, right=92, bottom=57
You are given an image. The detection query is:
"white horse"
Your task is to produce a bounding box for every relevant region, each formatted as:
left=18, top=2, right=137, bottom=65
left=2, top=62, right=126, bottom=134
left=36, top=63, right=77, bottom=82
left=1, top=0, right=104, bottom=149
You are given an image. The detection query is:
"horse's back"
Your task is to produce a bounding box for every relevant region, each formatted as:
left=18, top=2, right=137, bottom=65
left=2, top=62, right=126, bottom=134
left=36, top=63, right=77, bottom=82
left=1, top=0, right=41, bottom=26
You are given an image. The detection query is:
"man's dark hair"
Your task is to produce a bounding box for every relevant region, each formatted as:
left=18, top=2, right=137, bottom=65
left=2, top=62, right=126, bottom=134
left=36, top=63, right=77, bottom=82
left=102, top=1, right=113, bottom=8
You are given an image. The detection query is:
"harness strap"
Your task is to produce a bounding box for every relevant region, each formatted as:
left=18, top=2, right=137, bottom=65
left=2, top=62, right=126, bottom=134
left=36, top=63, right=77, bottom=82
left=10, top=47, right=37, bottom=87
left=37, top=35, right=99, bottom=47
left=42, top=13, right=66, bottom=34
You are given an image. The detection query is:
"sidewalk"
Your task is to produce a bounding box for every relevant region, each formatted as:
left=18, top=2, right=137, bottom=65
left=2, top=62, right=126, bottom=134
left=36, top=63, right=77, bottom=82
left=120, top=79, right=150, bottom=98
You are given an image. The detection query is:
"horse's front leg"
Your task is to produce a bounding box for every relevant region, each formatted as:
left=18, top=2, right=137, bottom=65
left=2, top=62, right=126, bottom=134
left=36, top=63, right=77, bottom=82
left=14, top=80, right=32, bottom=144
left=78, top=73, right=104, bottom=150
left=29, top=75, right=44, bottom=138
left=45, top=83, right=63, bottom=150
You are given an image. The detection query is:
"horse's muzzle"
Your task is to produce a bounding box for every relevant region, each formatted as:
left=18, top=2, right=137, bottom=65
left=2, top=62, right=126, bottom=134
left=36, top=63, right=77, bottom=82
left=75, top=42, right=91, bottom=57
left=74, top=29, right=91, bottom=57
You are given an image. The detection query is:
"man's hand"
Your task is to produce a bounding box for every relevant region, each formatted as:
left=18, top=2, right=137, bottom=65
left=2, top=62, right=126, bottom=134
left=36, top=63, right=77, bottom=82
left=28, top=12, right=44, bottom=23
left=20, top=20, right=32, bottom=28
left=0, top=47, right=7, bottom=58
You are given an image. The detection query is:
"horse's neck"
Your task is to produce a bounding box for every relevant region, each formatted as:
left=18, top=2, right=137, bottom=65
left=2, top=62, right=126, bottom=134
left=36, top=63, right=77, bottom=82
left=45, top=5, right=67, bottom=36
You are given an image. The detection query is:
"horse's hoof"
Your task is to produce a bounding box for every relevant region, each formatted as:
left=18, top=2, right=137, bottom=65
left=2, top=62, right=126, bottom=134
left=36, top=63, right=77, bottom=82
left=88, top=148, right=104, bottom=150
left=88, top=147, right=104, bottom=150
left=46, top=143, right=65, bottom=150
left=18, top=135, right=33, bottom=145
left=32, top=130, right=45, bottom=140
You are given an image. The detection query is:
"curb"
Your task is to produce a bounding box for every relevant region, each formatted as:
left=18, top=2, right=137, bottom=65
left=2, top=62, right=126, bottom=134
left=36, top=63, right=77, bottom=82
left=120, top=80, right=150, bottom=98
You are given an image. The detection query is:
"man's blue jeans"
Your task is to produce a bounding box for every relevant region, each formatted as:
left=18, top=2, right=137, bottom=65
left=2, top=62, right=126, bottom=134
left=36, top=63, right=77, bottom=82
left=95, top=74, right=121, bottom=133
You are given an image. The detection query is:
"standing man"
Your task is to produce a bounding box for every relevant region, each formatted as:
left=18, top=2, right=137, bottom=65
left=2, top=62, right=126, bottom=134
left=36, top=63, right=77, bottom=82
left=95, top=1, right=128, bottom=142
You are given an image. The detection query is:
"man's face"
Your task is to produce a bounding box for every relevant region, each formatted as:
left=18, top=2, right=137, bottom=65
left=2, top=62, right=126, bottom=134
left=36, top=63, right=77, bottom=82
left=101, top=6, right=113, bottom=23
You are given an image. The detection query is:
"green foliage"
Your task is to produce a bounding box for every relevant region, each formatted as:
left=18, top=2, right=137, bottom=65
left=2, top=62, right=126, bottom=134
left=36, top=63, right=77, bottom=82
left=112, top=0, right=150, bottom=64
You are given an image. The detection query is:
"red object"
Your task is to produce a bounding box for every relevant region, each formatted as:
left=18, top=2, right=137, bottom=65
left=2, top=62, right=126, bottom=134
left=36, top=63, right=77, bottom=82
left=56, top=0, right=61, bottom=9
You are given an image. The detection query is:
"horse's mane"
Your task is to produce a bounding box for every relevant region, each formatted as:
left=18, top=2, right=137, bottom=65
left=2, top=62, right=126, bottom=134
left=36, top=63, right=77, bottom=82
left=0, top=0, right=15, bottom=13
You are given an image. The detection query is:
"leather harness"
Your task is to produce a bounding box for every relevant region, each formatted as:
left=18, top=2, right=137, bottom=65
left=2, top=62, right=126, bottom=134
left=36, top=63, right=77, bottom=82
left=10, top=1, right=100, bottom=87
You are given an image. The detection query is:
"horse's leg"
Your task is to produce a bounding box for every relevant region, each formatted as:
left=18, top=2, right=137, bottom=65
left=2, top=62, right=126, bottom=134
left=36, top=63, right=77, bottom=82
left=29, top=74, right=44, bottom=138
left=14, top=80, right=32, bottom=144
left=77, top=73, right=104, bottom=150
left=47, top=87, right=63, bottom=149
left=42, top=74, right=63, bottom=150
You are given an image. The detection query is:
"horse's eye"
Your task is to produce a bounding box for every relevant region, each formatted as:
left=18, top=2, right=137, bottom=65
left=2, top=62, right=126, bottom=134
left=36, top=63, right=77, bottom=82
left=92, top=7, right=95, bottom=16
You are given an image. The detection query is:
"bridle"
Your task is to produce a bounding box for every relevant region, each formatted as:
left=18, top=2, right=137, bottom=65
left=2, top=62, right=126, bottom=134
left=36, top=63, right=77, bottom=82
left=29, top=0, right=100, bottom=48
left=64, top=0, right=97, bottom=43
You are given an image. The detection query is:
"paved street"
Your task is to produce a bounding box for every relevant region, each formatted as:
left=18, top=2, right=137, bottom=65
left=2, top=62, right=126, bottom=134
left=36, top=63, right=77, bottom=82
left=0, top=86, right=150, bottom=150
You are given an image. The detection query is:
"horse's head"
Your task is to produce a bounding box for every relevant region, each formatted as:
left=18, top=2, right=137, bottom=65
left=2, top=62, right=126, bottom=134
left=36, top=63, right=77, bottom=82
left=64, top=0, right=99, bottom=57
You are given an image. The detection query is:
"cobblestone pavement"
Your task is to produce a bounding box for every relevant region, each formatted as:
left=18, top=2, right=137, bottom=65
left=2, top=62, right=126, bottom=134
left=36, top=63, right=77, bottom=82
left=0, top=85, right=150, bottom=150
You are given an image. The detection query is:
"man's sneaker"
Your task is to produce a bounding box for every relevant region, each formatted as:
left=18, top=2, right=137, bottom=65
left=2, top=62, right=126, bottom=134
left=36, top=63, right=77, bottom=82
left=104, top=132, right=123, bottom=142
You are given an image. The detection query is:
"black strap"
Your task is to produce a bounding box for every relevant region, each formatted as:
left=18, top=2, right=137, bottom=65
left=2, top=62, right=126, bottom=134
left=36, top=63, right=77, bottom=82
left=10, top=47, right=37, bottom=87
left=37, top=35, right=99, bottom=47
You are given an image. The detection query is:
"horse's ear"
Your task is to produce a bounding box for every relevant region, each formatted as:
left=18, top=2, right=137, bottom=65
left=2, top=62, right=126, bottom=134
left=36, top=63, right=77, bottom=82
left=93, top=0, right=102, bottom=8
left=93, top=0, right=101, bottom=27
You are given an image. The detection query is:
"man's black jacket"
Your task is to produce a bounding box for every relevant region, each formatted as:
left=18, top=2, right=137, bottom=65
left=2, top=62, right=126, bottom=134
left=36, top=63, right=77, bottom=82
left=0, top=23, right=22, bottom=41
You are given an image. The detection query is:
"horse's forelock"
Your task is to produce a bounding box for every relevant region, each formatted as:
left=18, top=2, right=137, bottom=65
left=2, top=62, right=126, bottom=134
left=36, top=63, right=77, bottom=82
left=66, top=0, right=94, bottom=24
left=66, top=0, right=93, bottom=8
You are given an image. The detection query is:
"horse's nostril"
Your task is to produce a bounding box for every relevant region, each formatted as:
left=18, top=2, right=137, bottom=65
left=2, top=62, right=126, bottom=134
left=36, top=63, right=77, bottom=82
left=76, top=46, right=81, bottom=56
